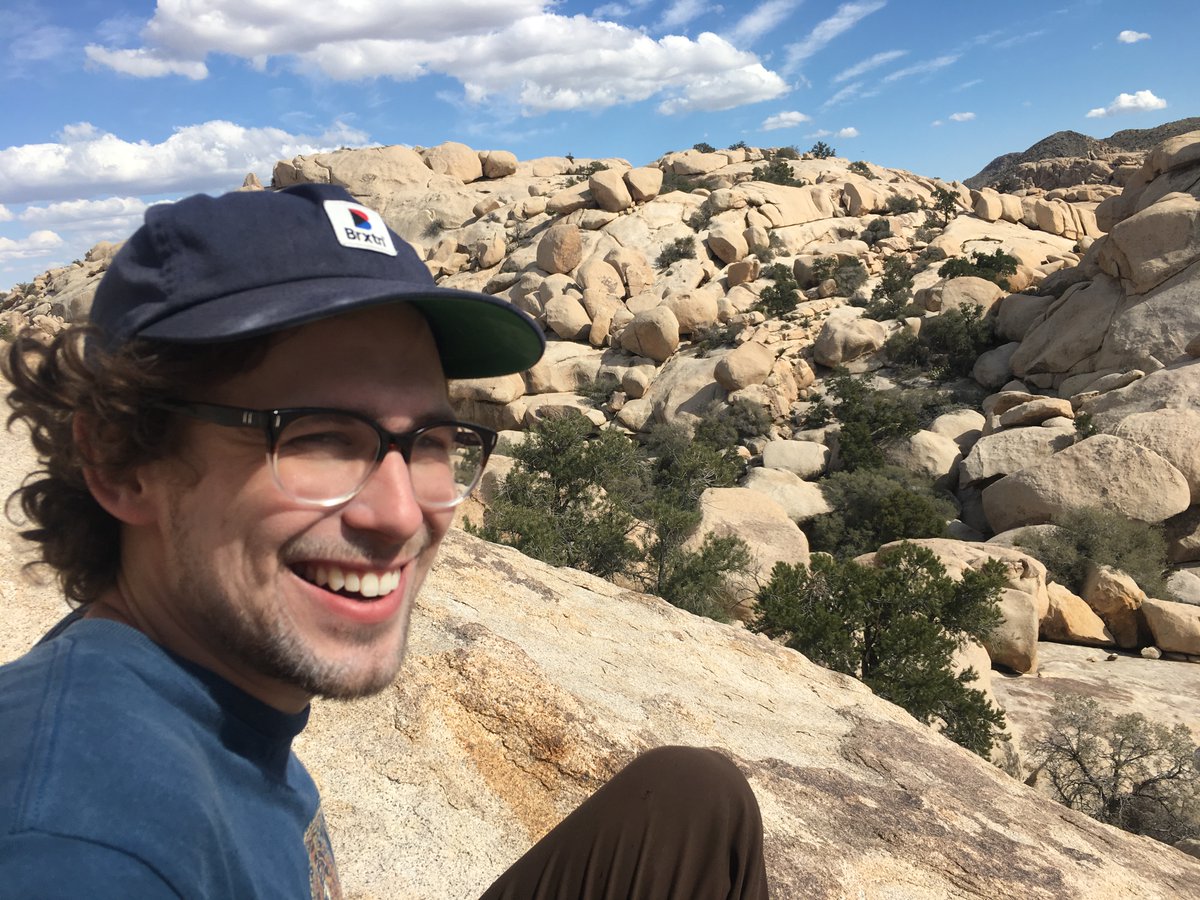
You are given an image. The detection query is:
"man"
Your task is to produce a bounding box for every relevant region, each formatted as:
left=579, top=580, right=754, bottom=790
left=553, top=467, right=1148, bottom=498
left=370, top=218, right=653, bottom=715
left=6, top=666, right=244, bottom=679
left=0, top=182, right=768, bottom=897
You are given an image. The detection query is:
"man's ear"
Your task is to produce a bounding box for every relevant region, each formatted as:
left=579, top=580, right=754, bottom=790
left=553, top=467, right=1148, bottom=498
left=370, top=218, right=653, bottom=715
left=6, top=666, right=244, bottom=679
left=74, top=413, right=161, bottom=527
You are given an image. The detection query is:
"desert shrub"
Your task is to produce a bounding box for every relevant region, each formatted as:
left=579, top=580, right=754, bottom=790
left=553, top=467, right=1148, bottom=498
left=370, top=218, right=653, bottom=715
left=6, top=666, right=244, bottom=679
left=472, top=412, right=752, bottom=621
left=1073, top=411, right=1098, bottom=441
left=754, top=542, right=1007, bottom=757
left=862, top=255, right=916, bottom=320
left=1016, top=507, right=1172, bottom=599
left=925, top=185, right=962, bottom=228
left=696, top=397, right=772, bottom=447
left=773, top=145, right=800, bottom=160
left=886, top=194, right=920, bottom=215
left=939, top=249, right=1018, bottom=291
left=470, top=414, right=642, bottom=578
left=819, top=373, right=924, bottom=471
left=809, top=141, right=836, bottom=159
left=1027, top=695, right=1199, bottom=844
left=860, top=217, right=892, bottom=245
left=686, top=205, right=713, bottom=231
left=811, top=256, right=867, bottom=297
left=807, top=466, right=954, bottom=559
left=576, top=374, right=620, bottom=407
left=750, top=158, right=807, bottom=187
left=659, top=170, right=696, bottom=195
left=886, top=304, right=995, bottom=380
left=848, top=160, right=873, bottom=178
left=656, top=236, right=697, bottom=269
left=754, top=263, right=801, bottom=316
left=692, top=141, right=716, bottom=153
left=694, top=322, right=741, bottom=352
left=727, top=140, right=749, bottom=151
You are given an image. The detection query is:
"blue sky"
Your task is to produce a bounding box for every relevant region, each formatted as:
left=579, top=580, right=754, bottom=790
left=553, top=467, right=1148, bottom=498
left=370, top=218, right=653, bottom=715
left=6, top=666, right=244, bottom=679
left=1, top=0, right=1193, bottom=286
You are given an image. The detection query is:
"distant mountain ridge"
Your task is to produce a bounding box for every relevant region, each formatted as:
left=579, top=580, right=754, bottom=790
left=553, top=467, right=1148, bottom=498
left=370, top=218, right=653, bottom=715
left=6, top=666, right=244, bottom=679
left=964, top=117, right=1200, bottom=189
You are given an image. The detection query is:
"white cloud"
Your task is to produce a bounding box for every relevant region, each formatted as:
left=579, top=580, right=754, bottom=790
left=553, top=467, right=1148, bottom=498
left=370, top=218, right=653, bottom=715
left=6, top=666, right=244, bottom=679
left=1086, top=89, right=1167, bottom=118
left=761, top=110, right=811, bottom=131
left=0, top=230, right=63, bottom=262
left=85, top=45, right=208, bottom=79
left=729, top=0, right=800, bottom=46
left=785, top=1, right=886, bottom=71
left=657, top=0, right=710, bottom=31
left=931, top=120, right=943, bottom=127
left=0, top=204, right=11, bottom=222
left=12, top=25, right=75, bottom=63
left=19, top=197, right=149, bottom=229
left=835, top=126, right=859, bottom=138
left=88, top=3, right=786, bottom=116
left=657, top=59, right=786, bottom=114
left=0, top=120, right=372, bottom=205
left=822, top=81, right=863, bottom=109
left=995, top=29, right=1045, bottom=49
left=883, top=53, right=959, bottom=83
left=832, top=49, right=906, bottom=83
left=952, top=78, right=982, bottom=92
left=1117, top=30, right=1150, bottom=43
left=948, top=111, right=975, bottom=122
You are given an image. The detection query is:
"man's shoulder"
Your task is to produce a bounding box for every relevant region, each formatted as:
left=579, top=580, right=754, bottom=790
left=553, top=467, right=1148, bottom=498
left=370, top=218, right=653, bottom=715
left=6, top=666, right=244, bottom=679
left=0, top=619, right=323, bottom=897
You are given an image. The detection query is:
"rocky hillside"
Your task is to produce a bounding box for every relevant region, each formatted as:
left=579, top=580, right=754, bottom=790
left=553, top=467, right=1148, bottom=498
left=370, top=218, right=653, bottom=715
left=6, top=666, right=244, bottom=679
left=964, top=116, right=1200, bottom=191
left=4, top=133, right=1200, bottom=895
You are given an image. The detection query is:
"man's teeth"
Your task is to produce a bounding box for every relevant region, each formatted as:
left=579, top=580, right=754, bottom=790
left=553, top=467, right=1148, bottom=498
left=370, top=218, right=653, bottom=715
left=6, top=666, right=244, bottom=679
left=303, top=564, right=400, bottom=599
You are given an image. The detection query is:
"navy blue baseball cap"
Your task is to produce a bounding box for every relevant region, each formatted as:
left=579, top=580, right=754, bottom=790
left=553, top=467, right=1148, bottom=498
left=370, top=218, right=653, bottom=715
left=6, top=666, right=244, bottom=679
left=90, top=182, right=545, bottom=379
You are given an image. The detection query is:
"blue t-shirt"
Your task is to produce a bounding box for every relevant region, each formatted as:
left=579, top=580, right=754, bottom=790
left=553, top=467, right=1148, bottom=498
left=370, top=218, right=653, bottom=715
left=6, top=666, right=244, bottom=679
left=0, top=617, right=341, bottom=898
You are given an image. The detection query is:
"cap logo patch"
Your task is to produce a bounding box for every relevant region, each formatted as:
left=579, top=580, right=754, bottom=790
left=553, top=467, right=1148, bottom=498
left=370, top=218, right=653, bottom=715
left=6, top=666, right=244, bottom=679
left=323, top=199, right=397, bottom=256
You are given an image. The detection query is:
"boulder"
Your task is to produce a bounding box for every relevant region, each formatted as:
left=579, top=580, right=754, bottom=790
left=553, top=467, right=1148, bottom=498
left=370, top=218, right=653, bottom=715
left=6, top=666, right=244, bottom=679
left=1097, top=192, right=1200, bottom=295
left=972, top=343, right=1020, bottom=390
left=1110, top=409, right=1200, bottom=503
left=642, top=355, right=723, bottom=427
left=589, top=169, right=633, bottom=213
left=997, top=398, right=1074, bottom=429
left=663, top=292, right=719, bottom=336
left=707, top=227, right=748, bottom=265
left=928, top=409, right=985, bottom=454
left=1139, top=598, right=1200, bottom=656
left=812, top=317, right=886, bottom=367
left=684, top=487, right=809, bottom=616
left=1080, top=564, right=1146, bottom=649
left=714, top=342, right=775, bottom=391
left=618, top=307, right=680, bottom=364
left=543, top=294, right=592, bottom=341
left=959, top=426, right=1075, bottom=487
left=479, top=150, right=518, bottom=178
left=884, top=430, right=962, bottom=491
left=981, top=435, right=1191, bottom=532
left=742, top=468, right=833, bottom=523
left=917, top=277, right=1005, bottom=315
left=1041, top=582, right=1115, bottom=646
left=762, top=440, right=830, bottom=480
left=1009, top=275, right=1124, bottom=378
left=420, top=141, right=484, bottom=183
left=988, top=588, right=1040, bottom=674
left=536, top=224, right=583, bottom=275
left=995, top=293, right=1052, bottom=343
left=624, top=167, right=663, bottom=202
left=604, top=247, right=654, bottom=299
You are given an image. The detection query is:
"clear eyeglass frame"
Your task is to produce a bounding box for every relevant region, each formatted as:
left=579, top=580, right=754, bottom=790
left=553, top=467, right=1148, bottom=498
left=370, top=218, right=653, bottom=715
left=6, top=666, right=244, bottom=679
left=153, top=398, right=498, bottom=510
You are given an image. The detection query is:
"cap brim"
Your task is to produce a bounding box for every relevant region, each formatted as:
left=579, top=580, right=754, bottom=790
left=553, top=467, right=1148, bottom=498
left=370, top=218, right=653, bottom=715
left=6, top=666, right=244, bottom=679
left=135, top=276, right=545, bottom=380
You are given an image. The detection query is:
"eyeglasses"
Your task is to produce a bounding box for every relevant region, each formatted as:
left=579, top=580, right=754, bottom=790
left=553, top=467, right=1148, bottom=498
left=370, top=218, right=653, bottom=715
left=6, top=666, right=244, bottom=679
left=155, top=399, right=497, bottom=509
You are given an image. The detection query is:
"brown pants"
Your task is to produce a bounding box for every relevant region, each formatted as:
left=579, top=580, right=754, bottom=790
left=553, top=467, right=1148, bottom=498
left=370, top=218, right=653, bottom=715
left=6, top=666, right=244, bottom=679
left=479, top=746, right=769, bottom=899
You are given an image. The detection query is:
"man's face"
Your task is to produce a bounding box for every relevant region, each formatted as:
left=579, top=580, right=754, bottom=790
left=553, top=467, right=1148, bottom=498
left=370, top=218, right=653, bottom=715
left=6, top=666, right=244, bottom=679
left=126, top=305, right=456, bottom=710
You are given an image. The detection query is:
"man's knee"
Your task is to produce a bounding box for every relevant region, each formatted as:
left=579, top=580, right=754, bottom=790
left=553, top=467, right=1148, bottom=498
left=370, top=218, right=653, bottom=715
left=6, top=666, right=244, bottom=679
left=623, top=746, right=761, bottom=820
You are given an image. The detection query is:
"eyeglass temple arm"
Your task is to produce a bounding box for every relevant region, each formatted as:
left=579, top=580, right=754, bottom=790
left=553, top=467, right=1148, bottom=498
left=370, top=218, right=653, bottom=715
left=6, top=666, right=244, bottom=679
left=153, top=399, right=275, bottom=430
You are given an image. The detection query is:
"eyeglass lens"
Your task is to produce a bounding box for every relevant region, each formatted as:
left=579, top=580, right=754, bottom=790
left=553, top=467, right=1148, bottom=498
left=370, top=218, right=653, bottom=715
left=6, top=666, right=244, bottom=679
left=272, top=412, right=485, bottom=506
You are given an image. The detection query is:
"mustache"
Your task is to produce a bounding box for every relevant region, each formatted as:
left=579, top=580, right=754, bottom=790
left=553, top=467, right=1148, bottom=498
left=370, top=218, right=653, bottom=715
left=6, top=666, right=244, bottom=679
left=281, top=528, right=431, bottom=568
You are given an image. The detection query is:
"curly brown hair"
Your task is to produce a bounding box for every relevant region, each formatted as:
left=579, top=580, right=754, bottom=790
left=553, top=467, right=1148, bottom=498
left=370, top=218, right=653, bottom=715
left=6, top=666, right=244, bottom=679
left=4, top=325, right=268, bottom=606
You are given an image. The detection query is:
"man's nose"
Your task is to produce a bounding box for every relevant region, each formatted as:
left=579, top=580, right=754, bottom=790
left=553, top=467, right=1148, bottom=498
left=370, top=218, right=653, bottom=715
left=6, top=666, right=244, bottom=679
left=339, top=447, right=426, bottom=540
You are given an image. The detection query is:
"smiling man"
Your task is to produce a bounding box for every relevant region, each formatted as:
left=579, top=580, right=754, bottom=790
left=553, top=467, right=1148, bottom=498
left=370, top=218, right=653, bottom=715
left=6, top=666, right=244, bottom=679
left=0, top=183, right=768, bottom=898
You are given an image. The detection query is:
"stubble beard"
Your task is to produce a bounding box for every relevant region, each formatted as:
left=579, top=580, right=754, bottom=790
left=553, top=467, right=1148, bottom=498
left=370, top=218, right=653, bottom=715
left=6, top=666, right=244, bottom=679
left=168, top=525, right=422, bottom=702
